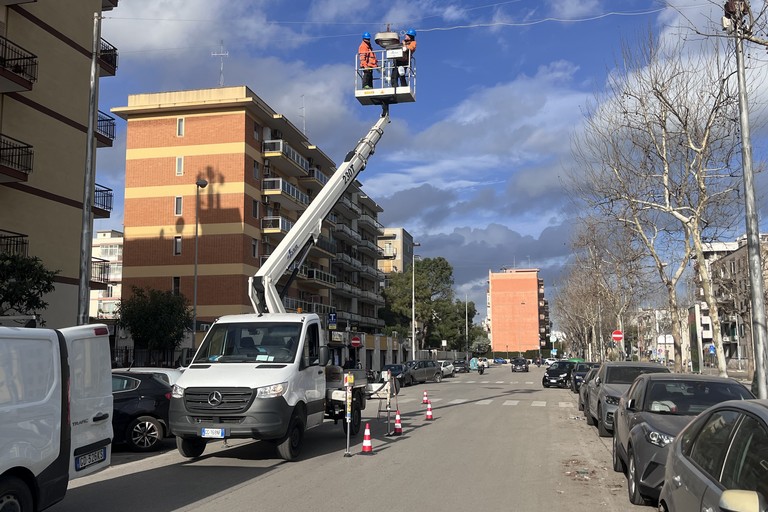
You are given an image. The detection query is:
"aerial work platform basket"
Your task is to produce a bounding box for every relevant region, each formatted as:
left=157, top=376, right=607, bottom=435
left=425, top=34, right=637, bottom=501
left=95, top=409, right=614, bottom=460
left=354, top=30, right=416, bottom=105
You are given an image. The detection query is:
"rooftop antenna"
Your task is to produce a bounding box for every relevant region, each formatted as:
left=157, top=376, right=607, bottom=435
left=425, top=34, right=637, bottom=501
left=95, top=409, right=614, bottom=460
left=212, top=40, right=228, bottom=87
left=299, top=94, right=306, bottom=135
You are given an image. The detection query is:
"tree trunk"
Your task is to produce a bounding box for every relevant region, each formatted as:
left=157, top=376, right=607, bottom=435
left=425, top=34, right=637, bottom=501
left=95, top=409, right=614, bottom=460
left=666, top=283, right=683, bottom=373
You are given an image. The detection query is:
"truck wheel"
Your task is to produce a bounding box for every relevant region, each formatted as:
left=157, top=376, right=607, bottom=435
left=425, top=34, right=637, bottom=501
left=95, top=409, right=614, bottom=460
left=176, top=436, right=207, bottom=458
left=276, top=414, right=305, bottom=461
left=127, top=416, right=164, bottom=452
left=0, top=476, right=33, bottom=512
left=343, top=394, right=362, bottom=436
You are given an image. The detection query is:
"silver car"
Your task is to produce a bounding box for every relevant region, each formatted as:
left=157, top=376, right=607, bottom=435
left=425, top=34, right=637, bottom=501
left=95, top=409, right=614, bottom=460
left=613, top=373, right=753, bottom=505
left=658, top=399, right=768, bottom=512
left=585, top=362, right=669, bottom=437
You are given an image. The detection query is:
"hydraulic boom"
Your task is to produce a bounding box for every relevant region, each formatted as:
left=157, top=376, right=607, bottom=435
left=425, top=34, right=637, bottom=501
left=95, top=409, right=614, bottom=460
left=250, top=104, right=391, bottom=315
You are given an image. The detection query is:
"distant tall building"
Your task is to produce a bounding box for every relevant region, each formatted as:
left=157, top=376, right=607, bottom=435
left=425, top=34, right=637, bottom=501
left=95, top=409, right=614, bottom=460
left=0, top=0, right=118, bottom=327
left=377, top=227, right=417, bottom=275
left=112, top=86, right=385, bottom=346
left=89, top=230, right=123, bottom=319
left=487, top=268, right=548, bottom=355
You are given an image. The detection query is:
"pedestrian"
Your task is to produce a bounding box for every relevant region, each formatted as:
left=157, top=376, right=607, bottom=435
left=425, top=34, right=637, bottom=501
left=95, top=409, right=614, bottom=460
left=358, top=32, right=378, bottom=89
left=391, top=28, right=416, bottom=87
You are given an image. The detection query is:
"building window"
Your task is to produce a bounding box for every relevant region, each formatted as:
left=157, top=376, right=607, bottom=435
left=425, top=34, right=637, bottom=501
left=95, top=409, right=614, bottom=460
left=173, top=236, right=182, bottom=255
left=253, top=160, right=260, bottom=180
left=252, top=199, right=259, bottom=218
left=254, top=123, right=261, bottom=141
left=172, top=276, right=180, bottom=296
left=176, top=157, right=184, bottom=176
left=176, top=118, right=185, bottom=137
left=174, top=196, right=183, bottom=216
left=252, top=238, right=258, bottom=258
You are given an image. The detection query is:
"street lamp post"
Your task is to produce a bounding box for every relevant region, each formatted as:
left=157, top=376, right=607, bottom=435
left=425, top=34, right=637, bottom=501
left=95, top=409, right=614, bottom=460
left=411, top=242, right=421, bottom=359
left=193, top=178, right=208, bottom=342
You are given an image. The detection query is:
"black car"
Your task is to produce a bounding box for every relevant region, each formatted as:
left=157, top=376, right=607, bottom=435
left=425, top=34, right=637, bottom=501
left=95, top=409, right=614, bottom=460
left=542, top=360, right=576, bottom=388
left=570, top=362, right=599, bottom=393
left=453, top=359, right=469, bottom=373
left=510, top=357, right=529, bottom=372
left=112, top=371, right=172, bottom=452
left=381, top=363, right=415, bottom=386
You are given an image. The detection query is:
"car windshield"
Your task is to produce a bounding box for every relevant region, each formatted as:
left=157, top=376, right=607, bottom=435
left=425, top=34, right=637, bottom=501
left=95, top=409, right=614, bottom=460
left=550, top=362, right=574, bottom=371
left=513, top=359, right=526, bottom=364
left=646, top=380, right=753, bottom=415
left=383, top=364, right=404, bottom=372
left=605, top=366, right=667, bottom=384
left=193, top=322, right=301, bottom=364
left=575, top=363, right=590, bottom=372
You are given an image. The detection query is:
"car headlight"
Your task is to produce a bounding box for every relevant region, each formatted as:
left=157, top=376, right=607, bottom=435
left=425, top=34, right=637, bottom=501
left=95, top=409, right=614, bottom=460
left=256, top=382, right=288, bottom=398
left=605, top=395, right=620, bottom=405
left=559, top=373, right=568, bottom=378
left=172, top=384, right=185, bottom=399
left=646, top=428, right=674, bottom=447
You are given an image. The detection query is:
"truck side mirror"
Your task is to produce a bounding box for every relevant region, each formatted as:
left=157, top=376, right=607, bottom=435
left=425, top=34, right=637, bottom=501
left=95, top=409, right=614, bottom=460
left=318, top=345, right=329, bottom=366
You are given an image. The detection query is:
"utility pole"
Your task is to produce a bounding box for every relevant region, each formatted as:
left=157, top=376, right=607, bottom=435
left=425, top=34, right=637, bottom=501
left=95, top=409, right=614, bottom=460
left=724, top=1, right=767, bottom=398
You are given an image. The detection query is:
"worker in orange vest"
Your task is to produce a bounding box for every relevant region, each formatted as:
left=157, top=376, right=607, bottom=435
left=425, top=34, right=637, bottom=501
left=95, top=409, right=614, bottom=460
left=391, top=28, right=416, bottom=87
left=358, top=32, right=378, bottom=89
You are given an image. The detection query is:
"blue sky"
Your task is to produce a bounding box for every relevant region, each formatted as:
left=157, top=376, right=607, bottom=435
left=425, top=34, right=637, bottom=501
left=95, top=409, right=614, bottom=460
left=96, top=0, right=744, bottom=320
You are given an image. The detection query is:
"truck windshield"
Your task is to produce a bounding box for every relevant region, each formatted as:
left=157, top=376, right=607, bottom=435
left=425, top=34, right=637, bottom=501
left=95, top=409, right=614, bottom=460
left=193, top=322, right=302, bottom=364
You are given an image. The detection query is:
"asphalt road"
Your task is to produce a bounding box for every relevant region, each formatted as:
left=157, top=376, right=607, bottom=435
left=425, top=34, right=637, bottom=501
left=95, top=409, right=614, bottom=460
left=50, top=365, right=647, bottom=512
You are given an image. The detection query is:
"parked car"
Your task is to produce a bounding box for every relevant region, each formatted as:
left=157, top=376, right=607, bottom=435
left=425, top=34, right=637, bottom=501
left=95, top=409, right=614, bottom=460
left=613, top=373, right=754, bottom=505
left=585, top=362, right=670, bottom=437
left=493, top=357, right=507, bottom=364
left=510, top=357, right=529, bottom=372
left=570, top=362, right=599, bottom=393
left=453, top=359, right=469, bottom=373
left=112, top=371, right=172, bottom=452
left=542, top=360, right=576, bottom=388
left=658, top=399, right=768, bottom=512
left=381, top=363, right=415, bottom=387
left=579, top=367, right=599, bottom=412
left=405, top=360, right=442, bottom=383
left=544, top=357, right=558, bottom=366
left=437, top=360, right=455, bottom=378
left=114, top=367, right=184, bottom=386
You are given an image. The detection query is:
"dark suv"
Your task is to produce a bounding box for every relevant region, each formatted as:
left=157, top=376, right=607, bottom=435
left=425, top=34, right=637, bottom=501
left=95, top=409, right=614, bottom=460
left=453, top=359, right=469, bottom=373
left=542, top=360, right=576, bottom=388
left=510, top=357, right=529, bottom=372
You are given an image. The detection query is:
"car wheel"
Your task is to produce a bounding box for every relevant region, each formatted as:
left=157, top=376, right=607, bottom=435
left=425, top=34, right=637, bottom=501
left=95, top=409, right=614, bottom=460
left=0, top=476, right=33, bottom=512
left=434, top=372, right=442, bottom=383
left=578, top=396, right=584, bottom=411
left=543, top=382, right=549, bottom=388
left=126, top=415, right=164, bottom=452
left=276, top=413, right=305, bottom=462
left=176, top=436, right=207, bottom=458
left=627, top=448, right=646, bottom=505
left=612, top=434, right=624, bottom=472
left=585, top=406, right=595, bottom=426
left=597, top=406, right=611, bottom=437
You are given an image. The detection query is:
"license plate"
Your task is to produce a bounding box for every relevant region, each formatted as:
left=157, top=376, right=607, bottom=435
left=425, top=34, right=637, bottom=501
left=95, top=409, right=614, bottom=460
left=550, top=379, right=558, bottom=383
left=202, top=428, right=225, bottom=438
left=75, top=447, right=106, bottom=471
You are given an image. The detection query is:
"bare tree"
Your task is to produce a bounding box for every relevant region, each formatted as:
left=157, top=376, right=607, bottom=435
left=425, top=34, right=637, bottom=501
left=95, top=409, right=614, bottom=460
left=570, top=30, right=742, bottom=374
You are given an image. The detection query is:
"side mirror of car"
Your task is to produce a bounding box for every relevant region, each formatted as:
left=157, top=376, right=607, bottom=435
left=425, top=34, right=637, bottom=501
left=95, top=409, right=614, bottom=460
left=626, top=398, right=635, bottom=411
left=719, top=489, right=764, bottom=512
left=595, top=377, right=601, bottom=386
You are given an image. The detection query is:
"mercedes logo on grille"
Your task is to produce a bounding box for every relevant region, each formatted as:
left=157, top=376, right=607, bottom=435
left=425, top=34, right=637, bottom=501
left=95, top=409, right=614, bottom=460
left=207, top=391, right=223, bottom=406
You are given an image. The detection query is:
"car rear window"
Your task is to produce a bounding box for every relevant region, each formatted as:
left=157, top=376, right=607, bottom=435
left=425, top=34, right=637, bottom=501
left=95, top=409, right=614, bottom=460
left=606, top=366, right=668, bottom=384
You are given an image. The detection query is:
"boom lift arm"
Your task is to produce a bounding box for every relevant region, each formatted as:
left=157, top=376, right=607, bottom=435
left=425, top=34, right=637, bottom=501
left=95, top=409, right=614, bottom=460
left=250, top=104, right=391, bottom=315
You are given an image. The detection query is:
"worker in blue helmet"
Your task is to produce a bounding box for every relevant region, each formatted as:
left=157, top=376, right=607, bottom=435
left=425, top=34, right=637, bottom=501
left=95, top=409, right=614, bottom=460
left=358, top=32, right=378, bottom=89
left=391, top=29, right=416, bottom=87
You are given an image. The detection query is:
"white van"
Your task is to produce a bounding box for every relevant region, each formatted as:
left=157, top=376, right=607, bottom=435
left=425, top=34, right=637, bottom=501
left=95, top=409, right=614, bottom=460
left=0, top=324, right=113, bottom=512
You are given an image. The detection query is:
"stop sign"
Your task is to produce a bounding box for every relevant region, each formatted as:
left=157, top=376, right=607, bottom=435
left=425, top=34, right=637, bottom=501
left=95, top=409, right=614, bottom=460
left=612, top=330, right=624, bottom=342
left=350, top=335, right=362, bottom=348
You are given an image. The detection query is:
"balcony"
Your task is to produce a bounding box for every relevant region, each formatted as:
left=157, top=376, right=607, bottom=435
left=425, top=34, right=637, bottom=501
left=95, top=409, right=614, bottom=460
left=90, top=257, right=110, bottom=290
left=98, top=38, right=118, bottom=77
left=357, top=238, right=382, bottom=257
left=334, top=196, right=360, bottom=219
left=300, top=166, right=330, bottom=190
left=93, top=183, right=113, bottom=219
left=96, top=110, right=116, bottom=147
left=101, top=0, right=118, bottom=10
left=311, top=235, right=337, bottom=257
left=261, top=215, right=294, bottom=234
left=0, top=134, right=33, bottom=182
left=0, top=229, right=28, bottom=256
left=262, top=177, right=309, bottom=211
left=0, top=36, right=37, bottom=92
left=357, top=214, right=383, bottom=234
left=298, top=265, right=336, bottom=289
left=333, top=223, right=361, bottom=244
left=263, top=140, right=309, bottom=178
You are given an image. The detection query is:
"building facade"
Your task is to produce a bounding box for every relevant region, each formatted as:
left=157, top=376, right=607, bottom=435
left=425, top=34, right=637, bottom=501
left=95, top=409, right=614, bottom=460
left=89, top=229, right=123, bottom=319
left=112, top=86, right=386, bottom=355
left=0, top=0, right=117, bottom=327
left=487, top=268, right=547, bottom=355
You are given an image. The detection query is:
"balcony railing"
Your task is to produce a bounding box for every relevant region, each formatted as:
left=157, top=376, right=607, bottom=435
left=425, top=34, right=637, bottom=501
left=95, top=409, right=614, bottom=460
left=94, top=183, right=114, bottom=213
left=263, top=139, right=309, bottom=175
left=262, top=177, right=310, bottom=207
left=98, top=38, right=118, bottom=76
left=96, top=110, right=116, bottom=146
left=304, top=166, right=329, bottom=186
left=0, top=36, right=37, bottom=90
left=91, top=257, right=110, bottom=284
left=0, top=229, right=28, bottom=256
left=0, top=134, right=34, bottom=177
left=261, top=216, right=293, bottom=233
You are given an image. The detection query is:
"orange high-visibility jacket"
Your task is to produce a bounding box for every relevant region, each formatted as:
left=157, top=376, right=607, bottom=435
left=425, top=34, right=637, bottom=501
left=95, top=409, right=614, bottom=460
left=358, top=41, right=378, bottom=69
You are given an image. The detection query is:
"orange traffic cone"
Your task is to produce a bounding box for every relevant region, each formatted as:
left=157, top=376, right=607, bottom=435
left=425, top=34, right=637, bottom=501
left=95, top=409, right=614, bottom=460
left=361, top=423, right=374, bottom=454
left=422, top=390, right=429, bottom=404
left=393, top=410, right=403, bottom=436
left=426, top=400, right=434, bottom=420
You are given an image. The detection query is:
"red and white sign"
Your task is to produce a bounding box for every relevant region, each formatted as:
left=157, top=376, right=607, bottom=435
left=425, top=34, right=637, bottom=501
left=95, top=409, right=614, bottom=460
left=350, top=335, right=362, bottom=348
left=612, top=330, right=624, bottom=342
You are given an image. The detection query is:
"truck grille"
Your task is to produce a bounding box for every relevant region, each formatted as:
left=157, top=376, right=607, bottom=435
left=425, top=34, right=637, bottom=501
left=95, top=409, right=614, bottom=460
left=184, top=387, right=254, bottom=413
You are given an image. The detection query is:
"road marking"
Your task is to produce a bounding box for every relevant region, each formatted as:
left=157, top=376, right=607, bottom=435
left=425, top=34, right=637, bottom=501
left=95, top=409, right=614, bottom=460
left=525, top=381, right=534, bottom=384
left=448, top=398, right=467, bottom=405
left=558, top=402, right=573, bottom=408
left=531, top=401, right=547, bottom=407
left=398, top=398, right=416, bottom=403
left=466, top=380, right=476, bottom=384
left=480, top=381, right=490, bottom=384
left=429, top=398, right=443, bottom=402
left=495, top=381, right=505, bottom=384
left=503, top=400, right=520, bottom=406
left=476, top=399, right=493, bottom=405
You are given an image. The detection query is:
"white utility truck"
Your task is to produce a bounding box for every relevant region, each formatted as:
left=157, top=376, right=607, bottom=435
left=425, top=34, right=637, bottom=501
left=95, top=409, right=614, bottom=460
left=0, top=324, right=113, bottom=512
left=170, top=103, right=394, bottom=461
